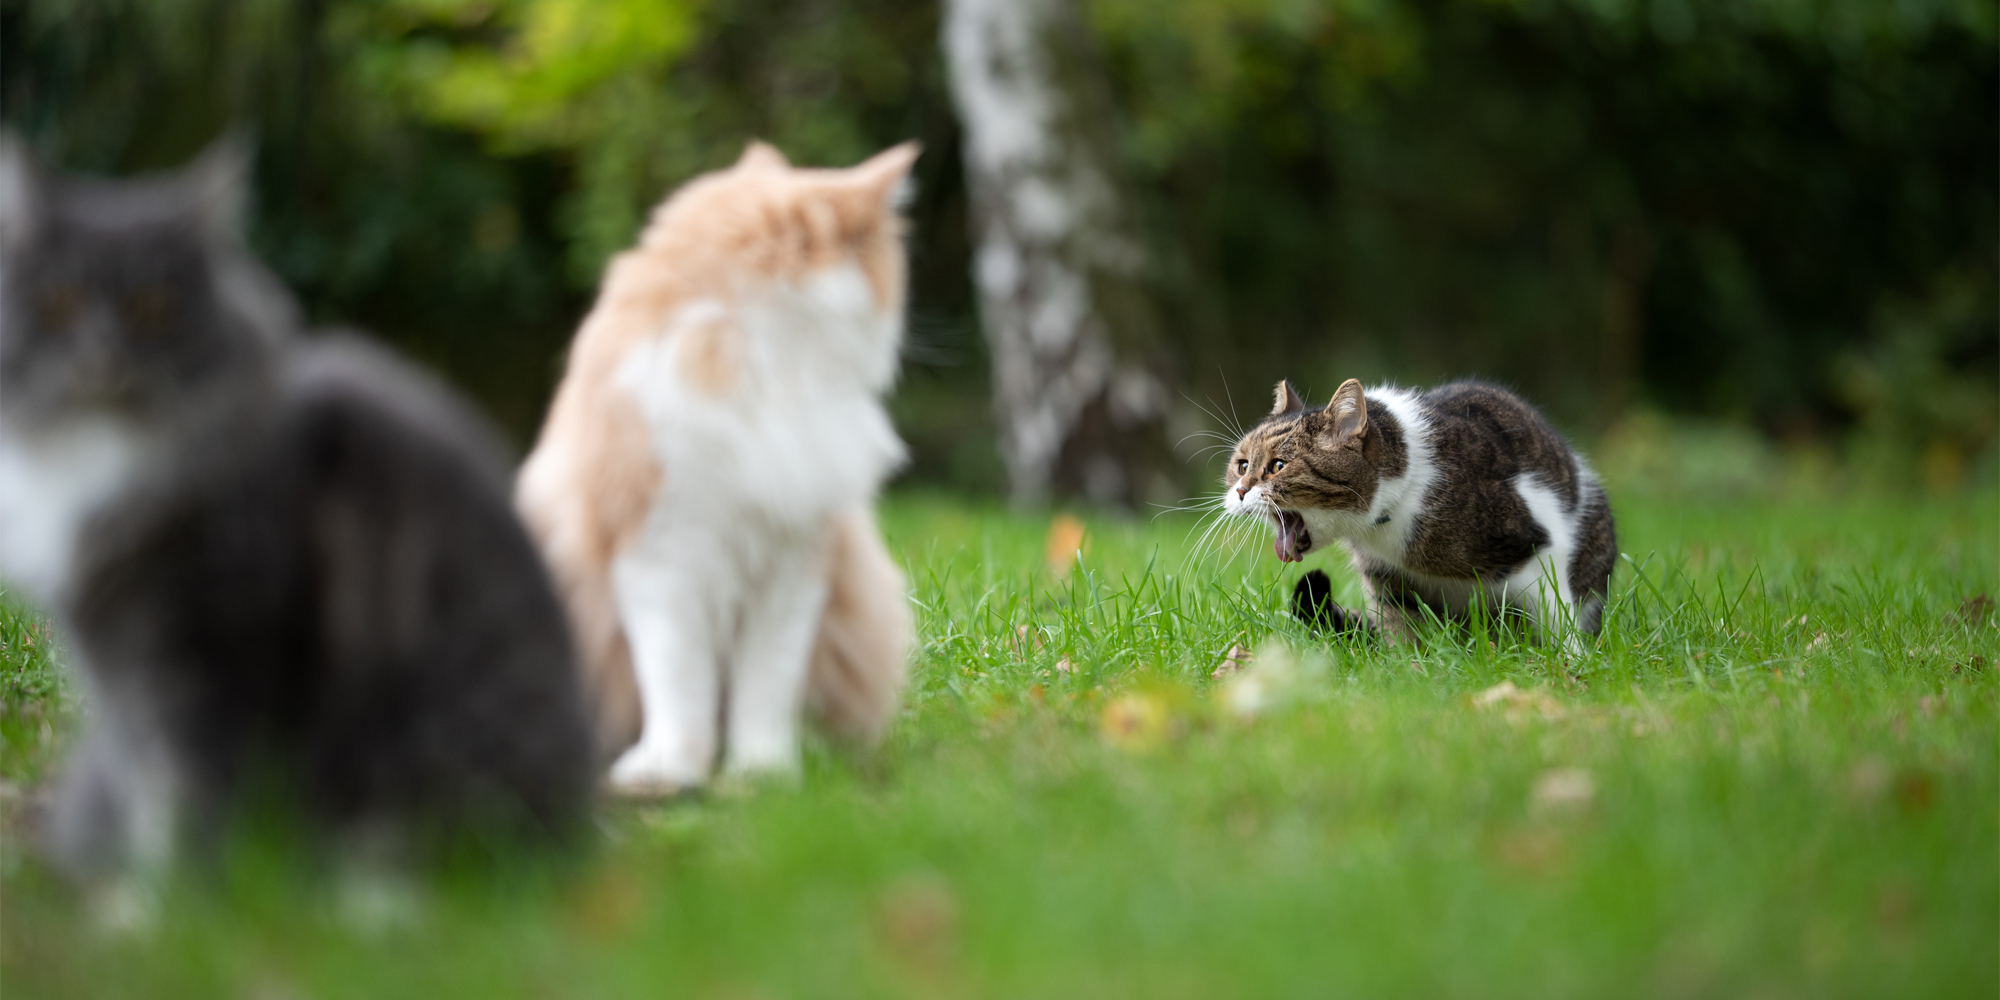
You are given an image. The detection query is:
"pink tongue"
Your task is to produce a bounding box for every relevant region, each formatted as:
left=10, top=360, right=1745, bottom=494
left=1274, top=511, right=1310, bottom=563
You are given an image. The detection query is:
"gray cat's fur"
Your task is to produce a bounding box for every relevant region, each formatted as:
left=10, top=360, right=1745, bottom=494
left=0, top=135, right=593, bottom=879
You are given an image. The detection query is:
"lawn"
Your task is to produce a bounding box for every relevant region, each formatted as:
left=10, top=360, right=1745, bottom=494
left=1, top=485, right=1994, bottom=999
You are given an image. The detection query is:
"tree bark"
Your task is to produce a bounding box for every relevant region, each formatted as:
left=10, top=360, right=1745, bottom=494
left=942, top=0, right=1170, bottom=507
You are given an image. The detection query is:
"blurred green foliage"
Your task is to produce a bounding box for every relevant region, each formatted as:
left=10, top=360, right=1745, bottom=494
left=2, top=0, right=1992, bottom=490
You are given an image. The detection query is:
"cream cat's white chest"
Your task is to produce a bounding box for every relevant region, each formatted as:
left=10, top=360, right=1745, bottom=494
left=0, top=420, right=148, bottom=605
left=615, top=266, right=906, bottom=527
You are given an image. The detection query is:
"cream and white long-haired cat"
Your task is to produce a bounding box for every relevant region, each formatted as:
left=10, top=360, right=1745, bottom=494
left=517, top=141, right=918, bottom=794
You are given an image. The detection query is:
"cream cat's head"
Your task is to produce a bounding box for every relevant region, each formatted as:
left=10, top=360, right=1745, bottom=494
left=585, top=140, right=920, bottom=398
left=649, top=141, right=915, bottom=298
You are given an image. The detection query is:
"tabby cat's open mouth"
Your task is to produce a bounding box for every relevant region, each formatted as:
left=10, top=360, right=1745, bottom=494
left=1273, top=509, right=1311, bottom=563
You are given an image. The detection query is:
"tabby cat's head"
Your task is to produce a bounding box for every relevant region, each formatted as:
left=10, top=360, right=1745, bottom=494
left=0, top=134, right=292, bottom=433
left=1222, top=378, right=1398, bottom=562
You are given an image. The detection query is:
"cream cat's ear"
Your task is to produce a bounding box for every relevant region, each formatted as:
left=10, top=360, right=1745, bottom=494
left=1326, top=379, right=1368, bottom=446
left=1271, top=379, right=1307, bottom=416
left=845, top=141, right=921, bottom=210
left=737, top=141, right=790, bottom=171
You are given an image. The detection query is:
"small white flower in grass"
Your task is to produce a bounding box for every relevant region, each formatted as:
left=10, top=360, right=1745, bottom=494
left=1219, top=642, right=1323, bottom=720
left=1530, top=768, right=1596, bottom=814
left=1472, top=680, right=1566, bottom=724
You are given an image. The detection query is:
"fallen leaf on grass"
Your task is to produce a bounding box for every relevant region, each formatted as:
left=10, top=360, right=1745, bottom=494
left=1849, top=760, right=1942, bottom=814
left=875, top=873, right=960, bottom=975
left=1530, top=768, right=1596, bottom=814
left=1954, top=593, right=1994, bottom=625
left=1045, top=514, right=1088, bottom=577
left=245, top=976, right=310, bottom=1000
left=1490, top=827, right=1570, bottom=877
left=567, top=864, right=647, bottom=941
left=1894, top=770, right=1935, bottom=813
left=1873, top=878, right=1921, bottom=934
left=1212, top=644, right=1254, bottom=678
left=1471, top=681, right=1566, bottom=724
left=1100, top=692, right=1173, bottom=751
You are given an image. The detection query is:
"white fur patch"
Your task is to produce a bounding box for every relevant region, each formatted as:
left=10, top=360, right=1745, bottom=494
left=1502, top=474, right=1577, bottom=616
left=0, top=420, right=147, bottom=605
left=1335, top=385, right=1438, bottom=567
left=1268, top=384, right=1439, bottom=563
left=615, top=264, right=906, bottom=524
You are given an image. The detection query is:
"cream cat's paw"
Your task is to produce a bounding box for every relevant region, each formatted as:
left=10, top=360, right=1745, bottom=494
left=605, top=743, right=709, bottom=799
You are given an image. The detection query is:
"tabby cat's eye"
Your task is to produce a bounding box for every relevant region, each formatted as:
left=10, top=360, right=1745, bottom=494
left=1236, top=460, right=1248, bottom=474
left=1272, top=459, right=1287, bottom=472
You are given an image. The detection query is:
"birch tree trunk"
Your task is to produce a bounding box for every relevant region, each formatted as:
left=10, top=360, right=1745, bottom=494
left=942, top=0, right=1170, bottom=507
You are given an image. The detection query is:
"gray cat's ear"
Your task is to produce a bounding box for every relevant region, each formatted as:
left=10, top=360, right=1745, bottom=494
left=0, top=132, right=42, bottom=257
left=1325, top=379, right=1368, bottom=447
left=183, top=131, right=254, bottom=242
left=1270, top=379, right=1307, bottom=416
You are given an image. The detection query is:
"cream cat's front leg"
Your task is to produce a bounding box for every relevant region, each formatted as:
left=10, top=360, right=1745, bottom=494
left=723, top=545, right=833, bottom=777
left=606, top=551, right=722, bottom=794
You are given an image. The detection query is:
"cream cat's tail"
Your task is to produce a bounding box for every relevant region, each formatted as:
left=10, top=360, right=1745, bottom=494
left=806, top=508, right=912, bottom=745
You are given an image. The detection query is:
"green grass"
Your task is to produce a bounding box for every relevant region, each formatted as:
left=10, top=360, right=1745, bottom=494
left=2, top=488, right=1994, bottom=998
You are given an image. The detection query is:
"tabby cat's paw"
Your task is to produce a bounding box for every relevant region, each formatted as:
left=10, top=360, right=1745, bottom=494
left=1291, top=570, right=1366, bottom=634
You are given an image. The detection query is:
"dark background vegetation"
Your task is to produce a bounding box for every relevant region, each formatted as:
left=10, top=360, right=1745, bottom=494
left=3, top=0, right=1993, bottom=496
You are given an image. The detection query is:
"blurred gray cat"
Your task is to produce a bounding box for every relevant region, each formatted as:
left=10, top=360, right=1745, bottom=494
left=0, top=135, right=594, bottom=882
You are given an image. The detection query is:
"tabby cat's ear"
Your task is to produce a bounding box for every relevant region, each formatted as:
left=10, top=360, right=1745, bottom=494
left=183, top=131, right=253, bottom=243
left=1270, top=379, right=1307, bottom=416
left=1325, top=379, right=1368, bottom=447
left=737, top=141, right=790, bottom=171
left=0, top=132, right=41, bottom=256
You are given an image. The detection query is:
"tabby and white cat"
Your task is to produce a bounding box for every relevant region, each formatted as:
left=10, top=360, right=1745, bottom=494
left=0, top=136, right=594, bottom=879
left=517, top=141, right=918, bottom=795
left=1223, top=378, right=1617, bottom=641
